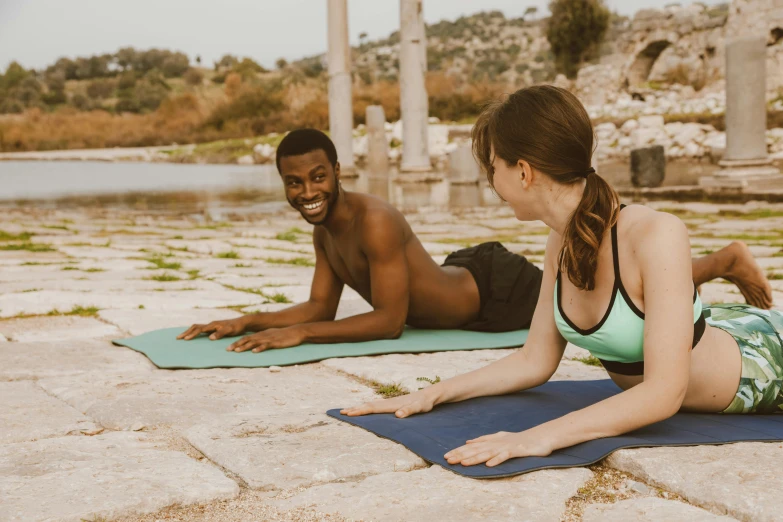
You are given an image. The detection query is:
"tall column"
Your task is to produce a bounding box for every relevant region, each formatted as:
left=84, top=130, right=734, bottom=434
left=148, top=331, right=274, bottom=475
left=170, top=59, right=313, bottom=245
left=399, top=0, right=430, bottom=172
left=326, top=0, right=355, bottom=173
left=700, top=36, right=782, bottom=189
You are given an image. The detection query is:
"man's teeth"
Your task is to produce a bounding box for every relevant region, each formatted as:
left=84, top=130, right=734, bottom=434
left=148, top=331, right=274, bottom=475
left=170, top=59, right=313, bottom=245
left=303, top=201, right=324, bottom=210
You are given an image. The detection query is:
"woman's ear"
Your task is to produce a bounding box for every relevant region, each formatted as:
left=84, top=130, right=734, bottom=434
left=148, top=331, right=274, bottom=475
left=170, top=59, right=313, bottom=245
left=518, top=159, right=533, bottom=188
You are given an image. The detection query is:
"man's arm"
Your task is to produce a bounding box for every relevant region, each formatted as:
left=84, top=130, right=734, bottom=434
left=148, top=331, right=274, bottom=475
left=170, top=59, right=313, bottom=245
left=243, top=227, right=345, bottom=331
left=227, top=208, right=410, bottom=351
left=180, top=228, right=343, bottom=341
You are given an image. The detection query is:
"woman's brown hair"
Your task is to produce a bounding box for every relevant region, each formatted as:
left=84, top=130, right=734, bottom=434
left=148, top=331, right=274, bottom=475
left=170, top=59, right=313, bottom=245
left=472, top=85, right=619, bottom=291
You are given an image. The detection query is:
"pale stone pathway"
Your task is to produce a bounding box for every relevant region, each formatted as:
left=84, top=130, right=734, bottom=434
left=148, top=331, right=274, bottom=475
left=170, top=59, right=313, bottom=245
left=2, top=201, right=783, bottom=521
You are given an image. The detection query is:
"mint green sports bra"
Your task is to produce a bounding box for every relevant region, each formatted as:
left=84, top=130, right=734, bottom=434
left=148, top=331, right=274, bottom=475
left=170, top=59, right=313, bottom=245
left=554, top=207, right=706, bottom=376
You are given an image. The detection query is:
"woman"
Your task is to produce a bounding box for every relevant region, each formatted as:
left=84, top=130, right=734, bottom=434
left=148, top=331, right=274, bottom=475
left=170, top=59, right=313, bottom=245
left=341, top=85, right=783, bottom=468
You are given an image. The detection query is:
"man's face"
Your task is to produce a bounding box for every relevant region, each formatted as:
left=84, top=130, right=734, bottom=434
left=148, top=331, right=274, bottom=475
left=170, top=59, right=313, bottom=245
left=279, top=149, right=340, bottom=225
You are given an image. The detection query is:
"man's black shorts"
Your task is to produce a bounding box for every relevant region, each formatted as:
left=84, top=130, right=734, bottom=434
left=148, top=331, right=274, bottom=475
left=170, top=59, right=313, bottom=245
left=441, top=241, right=543, bottom=332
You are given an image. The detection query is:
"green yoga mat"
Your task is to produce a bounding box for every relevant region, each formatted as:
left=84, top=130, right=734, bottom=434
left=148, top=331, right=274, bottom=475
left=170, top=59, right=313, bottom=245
left=112, top=327, right=529, bottom=369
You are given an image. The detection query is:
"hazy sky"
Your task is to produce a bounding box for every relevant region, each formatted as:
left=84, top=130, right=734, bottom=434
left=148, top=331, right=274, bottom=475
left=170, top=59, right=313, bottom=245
left=0, top=0, right=727, bottom=71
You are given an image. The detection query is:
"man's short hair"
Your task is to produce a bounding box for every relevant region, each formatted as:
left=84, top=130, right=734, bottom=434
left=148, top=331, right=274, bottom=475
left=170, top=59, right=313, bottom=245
left=275, top=129, right=338, bottom=173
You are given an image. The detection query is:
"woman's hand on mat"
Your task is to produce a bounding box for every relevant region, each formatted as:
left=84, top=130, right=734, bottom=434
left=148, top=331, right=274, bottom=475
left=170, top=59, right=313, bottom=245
left=340, top=390, right=436, bottom=418
left=177, top=317, right=250, bottom=341
left=226, top=326, right=305, bottom=352
left=443, top=430, right=552, bottom=467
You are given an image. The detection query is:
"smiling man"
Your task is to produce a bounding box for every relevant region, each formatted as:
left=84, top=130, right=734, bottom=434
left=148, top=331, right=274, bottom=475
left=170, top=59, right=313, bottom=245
left=178, top=128, right=773, bottom=353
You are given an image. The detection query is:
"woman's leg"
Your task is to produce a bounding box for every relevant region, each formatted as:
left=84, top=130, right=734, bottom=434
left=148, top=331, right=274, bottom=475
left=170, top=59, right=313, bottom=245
left=708, top=306, right=783, bottom=413
left=692, top=242, right=772, bottom=309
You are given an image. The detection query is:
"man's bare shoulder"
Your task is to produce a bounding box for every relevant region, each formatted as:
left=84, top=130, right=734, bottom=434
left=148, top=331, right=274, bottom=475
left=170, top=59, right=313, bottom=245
left=345, top=193, right=410, bottom=250
left=349, top=192, right=409, bottom=231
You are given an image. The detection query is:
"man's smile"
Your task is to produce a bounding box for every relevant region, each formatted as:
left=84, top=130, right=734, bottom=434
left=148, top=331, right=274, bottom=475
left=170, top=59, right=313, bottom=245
left=300, top=199, right=326, bottom=216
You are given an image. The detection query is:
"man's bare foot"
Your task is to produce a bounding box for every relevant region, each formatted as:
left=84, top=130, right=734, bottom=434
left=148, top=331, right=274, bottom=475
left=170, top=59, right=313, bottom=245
left=722, top=241, right=774, bottom=309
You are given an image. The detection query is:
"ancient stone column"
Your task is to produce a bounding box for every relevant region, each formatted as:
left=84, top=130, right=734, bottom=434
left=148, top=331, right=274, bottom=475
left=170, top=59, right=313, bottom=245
left=700, top=36, right=782, bottom=189
left=365, top=105, right=389, bottom=177
left=326, top=0, right=355, bottom=173
left=399, top=0, right=430, bottom=172
left=448, top=144, right=481, bottom=207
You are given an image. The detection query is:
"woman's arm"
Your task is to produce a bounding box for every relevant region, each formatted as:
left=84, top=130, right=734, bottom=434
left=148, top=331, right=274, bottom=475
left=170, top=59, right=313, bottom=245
left=342, top=231, right=569, bottom=418
left=446, top=211, right=696, bottom=466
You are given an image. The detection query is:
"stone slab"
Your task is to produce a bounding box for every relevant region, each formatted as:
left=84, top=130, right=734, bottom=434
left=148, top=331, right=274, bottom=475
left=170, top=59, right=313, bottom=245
left=0, top=316, right=123, bottom=342
left=321, top=350, right=606, bottom=394
left=607, top=443, right=783, bottom=521
left=583, top=498, right=738, bottom=522
left=0, top=432, right=239, bottom=522
left=99, top=308, right=243, bottom=336
left=39, top=365, right=375, bottom=431
left=274, top=466, right=593, bottom=522
left=0, top=289, right=266, bottom=318
left=0, top=339, right=153, bottom=381
left=186, top=411, right=426, bottom=492
left=0, top=381, right=102, bottom=444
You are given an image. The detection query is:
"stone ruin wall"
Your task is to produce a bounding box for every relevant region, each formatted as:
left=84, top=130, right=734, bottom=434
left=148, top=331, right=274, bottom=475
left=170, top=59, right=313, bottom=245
left=576, top=1, right=783, bottom=108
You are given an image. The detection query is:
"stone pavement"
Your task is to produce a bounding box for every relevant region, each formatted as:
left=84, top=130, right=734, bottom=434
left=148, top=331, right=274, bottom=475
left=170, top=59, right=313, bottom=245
left=2, top=201, right=783, bottom=521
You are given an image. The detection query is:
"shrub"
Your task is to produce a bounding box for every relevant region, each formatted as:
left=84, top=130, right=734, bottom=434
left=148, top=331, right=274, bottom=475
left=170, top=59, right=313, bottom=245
left=547, top=0, right=610, bottom=78
left=184, top=68, right=204, bottom=86
left=86, top=79, right=116, bottom=99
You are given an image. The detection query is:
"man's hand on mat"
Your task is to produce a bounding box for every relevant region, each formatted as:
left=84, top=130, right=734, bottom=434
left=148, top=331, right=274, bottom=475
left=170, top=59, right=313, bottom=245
left=340, top=390, right=435, bottom=418
left=177, top=317, right=249, bottom=341
left=444, top=430, right=552, bottom=467
left=226, top=326, right=305, bottom=352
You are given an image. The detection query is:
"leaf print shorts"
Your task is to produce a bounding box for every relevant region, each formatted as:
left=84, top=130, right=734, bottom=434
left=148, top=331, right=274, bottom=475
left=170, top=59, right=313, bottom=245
left=705, top=304, right=783, bottom=414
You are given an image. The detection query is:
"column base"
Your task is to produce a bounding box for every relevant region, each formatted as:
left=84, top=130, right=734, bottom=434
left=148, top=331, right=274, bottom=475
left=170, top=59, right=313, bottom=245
left=699, top=161, right=783, bottom=190
left=393, top=172, right=447, bottom=208
left=448, top=179, right=481, bottom=208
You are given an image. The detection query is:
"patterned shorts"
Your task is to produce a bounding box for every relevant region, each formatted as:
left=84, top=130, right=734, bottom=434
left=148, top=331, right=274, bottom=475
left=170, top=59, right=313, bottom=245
left=706, top=304, right=783, bottom=414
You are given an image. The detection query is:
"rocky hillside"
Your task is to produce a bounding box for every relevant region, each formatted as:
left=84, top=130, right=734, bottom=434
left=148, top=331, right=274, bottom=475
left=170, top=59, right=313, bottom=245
left=293, top=10, right=630, bottom=89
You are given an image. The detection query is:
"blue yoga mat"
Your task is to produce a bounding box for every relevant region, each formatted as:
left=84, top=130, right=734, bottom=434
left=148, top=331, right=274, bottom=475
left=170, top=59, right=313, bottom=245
left=328, top=379, right=783, bottom=478
left=113, top=326, right=528, bottom=369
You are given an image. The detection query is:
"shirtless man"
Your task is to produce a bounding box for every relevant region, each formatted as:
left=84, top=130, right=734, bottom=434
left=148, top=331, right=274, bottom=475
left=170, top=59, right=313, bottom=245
left=178, top=129, right=773, bottom=353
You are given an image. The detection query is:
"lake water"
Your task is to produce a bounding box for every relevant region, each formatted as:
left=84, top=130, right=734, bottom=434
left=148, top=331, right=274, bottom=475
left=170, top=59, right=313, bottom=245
left=0, top=159, right=713, bottom=211
left=0, top=161, right=282, bottom=200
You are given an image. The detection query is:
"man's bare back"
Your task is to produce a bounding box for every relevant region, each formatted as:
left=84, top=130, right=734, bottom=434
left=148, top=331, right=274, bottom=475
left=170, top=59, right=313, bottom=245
left=314, top=191, right=480, bottom=329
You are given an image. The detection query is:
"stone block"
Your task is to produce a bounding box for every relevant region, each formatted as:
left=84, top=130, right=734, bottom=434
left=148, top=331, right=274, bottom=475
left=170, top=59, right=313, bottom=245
left=0, top=381, right=102, bottom=444
left=274, top=466, right=593, bottom=522
left=0, top=432, right=239, bottom=522
left=185, top=412, right=426, bottom=492
left=631, top=145, right=666, bottom=188
left=607, top=443, right=783, bottom=521
left=583, top=497, right=737, bottom=521
left=0, top=339, right=153, bottom=382
left=38, top=365, right=376, bottom=431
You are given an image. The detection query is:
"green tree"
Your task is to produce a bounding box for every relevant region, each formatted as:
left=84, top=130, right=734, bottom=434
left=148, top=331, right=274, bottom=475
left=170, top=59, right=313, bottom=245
left=161, top=52, right=190, bottom=77
left=546, top=0, right=610, bottom=78
left=275, top=58, right=288, bottom=70
left=233, top=57, right=266, bottom=79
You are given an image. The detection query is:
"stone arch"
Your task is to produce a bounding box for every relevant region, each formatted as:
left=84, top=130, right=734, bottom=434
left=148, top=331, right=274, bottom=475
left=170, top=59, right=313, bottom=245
left=770, top=27, right=783, bottom=46
left=626, top=40, right=672, bottom=86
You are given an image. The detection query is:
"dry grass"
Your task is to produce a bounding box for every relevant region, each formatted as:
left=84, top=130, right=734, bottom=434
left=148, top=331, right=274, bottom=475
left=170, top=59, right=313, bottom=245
left=0, top=74, right=510, bottom=152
